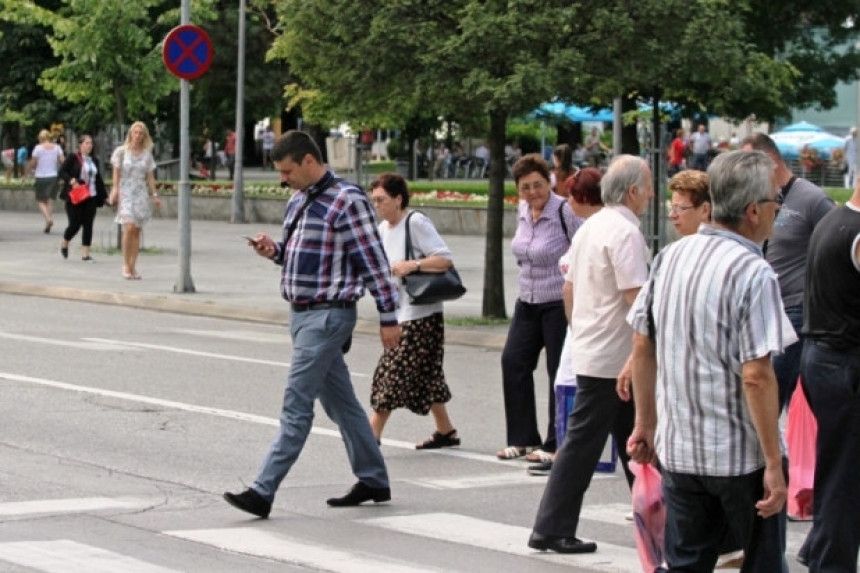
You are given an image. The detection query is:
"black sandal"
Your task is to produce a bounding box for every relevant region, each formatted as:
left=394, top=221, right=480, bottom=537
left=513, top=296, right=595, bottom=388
left=415, top=429, right=460, bottom=450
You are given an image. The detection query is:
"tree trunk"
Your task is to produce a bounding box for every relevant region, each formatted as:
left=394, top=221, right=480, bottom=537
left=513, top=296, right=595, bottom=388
left=114, top=85, right=126, bottom=127
left=482, top=109, right=508, bottom=318
left=621, top=96, right=640, bottom=155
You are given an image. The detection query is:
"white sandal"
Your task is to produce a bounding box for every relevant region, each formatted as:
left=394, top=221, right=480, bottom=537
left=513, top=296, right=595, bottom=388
left=496, top=445, right=538, bottom=460
left=525, top=449, right=554, bottom=463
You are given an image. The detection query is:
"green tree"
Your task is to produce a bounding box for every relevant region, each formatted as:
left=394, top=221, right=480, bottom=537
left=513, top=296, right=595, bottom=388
left=742, top=0, right=860, bottom=115
left=270, top=0, right=853, bottom=317
left=0, top=0, right=74, bottom=146
left=178, top=0, right=289, bottom=160
left=272, top=0, right=598, bottom=317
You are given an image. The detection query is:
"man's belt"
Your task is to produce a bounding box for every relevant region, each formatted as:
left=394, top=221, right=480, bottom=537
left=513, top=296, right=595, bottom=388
left=291, top=300, right=356, bottom=313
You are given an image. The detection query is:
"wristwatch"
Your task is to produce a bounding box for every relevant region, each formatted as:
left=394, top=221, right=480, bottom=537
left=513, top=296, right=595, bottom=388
left=415, top=260, right=421, bottom=271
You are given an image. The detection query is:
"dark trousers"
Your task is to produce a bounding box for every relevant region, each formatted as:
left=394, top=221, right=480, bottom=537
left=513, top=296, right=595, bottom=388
left=501, top=299, right=566, bottom=452
left=800, top=341, right=860, bottom=572
left=772, top=305, right=804, bottom=411
left=662, top=465, right=785, bottom=572
left=691, top=152, right=708, bottom=171
left=532, top=375, right=634, bottom=537
left=63, top=198, right=98, bottom=246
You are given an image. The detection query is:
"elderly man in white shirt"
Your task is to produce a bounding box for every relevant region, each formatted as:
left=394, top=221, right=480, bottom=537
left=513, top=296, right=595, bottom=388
left=528, top=155, right=653, bottom=554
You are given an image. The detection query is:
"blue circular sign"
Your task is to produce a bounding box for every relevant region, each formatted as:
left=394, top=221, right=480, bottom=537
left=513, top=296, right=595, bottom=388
left=163, top=25, right=213, bottom=81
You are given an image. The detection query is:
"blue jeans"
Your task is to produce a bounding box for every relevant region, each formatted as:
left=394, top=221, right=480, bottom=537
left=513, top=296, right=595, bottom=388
left=800, top=341, right=860, bottom=572
left=772, top=305, right=804, bottom=411
left=252, top=307, right=388, bottom=501
left=663, top=465, right=785, bottom=572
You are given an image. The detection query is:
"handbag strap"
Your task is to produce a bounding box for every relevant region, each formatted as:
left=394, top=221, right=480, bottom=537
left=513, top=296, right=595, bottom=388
left=285, top=176, right=343, bottom=244
left=558, top=201, right=570, bottom=239
left=404, top=210, right=422, bottom=261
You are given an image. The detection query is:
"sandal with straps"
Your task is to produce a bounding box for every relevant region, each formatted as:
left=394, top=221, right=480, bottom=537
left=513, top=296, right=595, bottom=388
left=415, top=429, right=460, bottom=450
left=496, top=445, right=539, bottom=460
left=525, top=449, right=554, bottom=463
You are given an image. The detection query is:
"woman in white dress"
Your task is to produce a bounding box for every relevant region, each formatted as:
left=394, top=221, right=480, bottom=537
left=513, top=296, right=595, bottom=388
left=109, top=121, right=162, bottom=279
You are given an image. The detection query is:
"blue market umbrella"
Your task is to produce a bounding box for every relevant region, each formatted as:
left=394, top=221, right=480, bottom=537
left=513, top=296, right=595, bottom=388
left=805, top=134, right=845, bottom=159
left=771, top=122, right=840, bottom=160
left=780, top=121, right=825, bottom=133
left=532, top=102, right=613, bottom=123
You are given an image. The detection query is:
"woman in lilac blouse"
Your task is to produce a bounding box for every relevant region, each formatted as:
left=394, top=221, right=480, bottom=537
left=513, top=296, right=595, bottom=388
left=497, top=154, right=582, bottom=461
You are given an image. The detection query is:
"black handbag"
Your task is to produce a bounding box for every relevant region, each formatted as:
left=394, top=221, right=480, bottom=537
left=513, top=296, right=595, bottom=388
left=402, top=211, right=466, bottom=305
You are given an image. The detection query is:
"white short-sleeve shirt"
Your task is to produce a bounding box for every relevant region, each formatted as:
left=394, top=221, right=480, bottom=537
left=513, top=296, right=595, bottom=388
left=565, top=205, right=650, bottom=378
left=378, top=211, right=453, bottom=323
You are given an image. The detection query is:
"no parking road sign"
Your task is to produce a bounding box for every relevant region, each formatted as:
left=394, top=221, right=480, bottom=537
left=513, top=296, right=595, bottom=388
left=163, top=24, right=213, bottom=81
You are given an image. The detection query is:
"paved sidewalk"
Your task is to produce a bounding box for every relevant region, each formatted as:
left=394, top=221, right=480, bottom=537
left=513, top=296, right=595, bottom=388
left=0, top=206, right=516, bottom=349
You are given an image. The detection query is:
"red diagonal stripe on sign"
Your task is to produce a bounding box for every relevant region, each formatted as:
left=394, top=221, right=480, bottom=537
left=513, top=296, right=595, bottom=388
left=174, top=35, right=205, bottom=67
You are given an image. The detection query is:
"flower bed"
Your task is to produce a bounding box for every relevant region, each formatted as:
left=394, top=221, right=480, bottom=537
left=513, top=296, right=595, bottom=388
left=154, top=181, right=520, bottom=205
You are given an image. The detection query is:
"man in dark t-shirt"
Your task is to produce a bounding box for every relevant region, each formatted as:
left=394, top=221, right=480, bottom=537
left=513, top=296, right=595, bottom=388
left=796, top=183, right=860, bottom=571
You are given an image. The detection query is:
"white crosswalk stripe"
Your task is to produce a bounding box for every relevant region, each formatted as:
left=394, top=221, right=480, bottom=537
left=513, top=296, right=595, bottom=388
left=361, top=512, right=641, bottom=572
left=0, top=540, right=178, bottom=573
left=0, top=497, right=153, bottom=517
left=0, top=496, right=828, bottom=572
left=163, top=527, right=440, bottom=573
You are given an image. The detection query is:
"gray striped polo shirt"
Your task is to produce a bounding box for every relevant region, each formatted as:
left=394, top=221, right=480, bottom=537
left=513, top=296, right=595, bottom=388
left=628, top=224, right=795, bottom=476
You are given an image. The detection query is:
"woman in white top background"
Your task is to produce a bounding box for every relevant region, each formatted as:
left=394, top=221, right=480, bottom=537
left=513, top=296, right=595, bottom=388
left=109, top=121, right=162, bottom=279
left=29, top=129, right=64, bottom=233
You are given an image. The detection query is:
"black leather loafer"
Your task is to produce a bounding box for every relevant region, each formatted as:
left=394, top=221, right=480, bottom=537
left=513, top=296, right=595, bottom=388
left=326, top=482, right=391, bottom=507
left=223, top=488, right=271, bottom=518
left=528, top=532, right=597, bottom=554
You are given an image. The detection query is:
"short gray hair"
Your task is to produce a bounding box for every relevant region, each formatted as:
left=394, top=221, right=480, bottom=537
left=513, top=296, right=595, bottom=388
left=709, top=150, right=775, bottom=228
left=601, top=155, right=648, bottom=205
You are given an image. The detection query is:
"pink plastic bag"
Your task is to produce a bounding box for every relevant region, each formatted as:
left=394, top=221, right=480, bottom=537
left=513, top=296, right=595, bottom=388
left=630, top=461, right=666, bottom=572
left=786, top=381, right=816, bottom=520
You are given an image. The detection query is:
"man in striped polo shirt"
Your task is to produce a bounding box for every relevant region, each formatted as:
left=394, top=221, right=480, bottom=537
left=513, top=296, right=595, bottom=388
left=627, top=150, right=793, bottom=571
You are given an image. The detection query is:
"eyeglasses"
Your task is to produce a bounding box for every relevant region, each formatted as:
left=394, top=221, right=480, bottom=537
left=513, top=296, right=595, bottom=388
left=668, top=204, right=696, bottom=214
left=518, top=181, right=546, bottom=193
left=371, top=195, right=389, bottom=205
left=757, top=191, right=785, bottom=206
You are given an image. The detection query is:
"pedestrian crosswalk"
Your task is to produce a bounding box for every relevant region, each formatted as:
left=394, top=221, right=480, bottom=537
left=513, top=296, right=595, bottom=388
left=0, top=495, right=823, bottom=572
left=0, top=540, right=179, bottom=573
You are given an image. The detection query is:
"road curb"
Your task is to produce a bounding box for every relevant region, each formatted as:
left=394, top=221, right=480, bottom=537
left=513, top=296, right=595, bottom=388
left=0, top=282, right=506, bottom=350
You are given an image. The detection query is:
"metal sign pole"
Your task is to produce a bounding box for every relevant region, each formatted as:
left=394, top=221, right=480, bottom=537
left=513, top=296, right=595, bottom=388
left=231, top=0, right=246, bottom=223
left=175, top=0, right=195, bottom=292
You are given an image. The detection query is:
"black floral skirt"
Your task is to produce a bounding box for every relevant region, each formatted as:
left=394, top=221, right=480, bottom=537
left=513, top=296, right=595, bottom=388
left=371, top=312, right=452, bottom=415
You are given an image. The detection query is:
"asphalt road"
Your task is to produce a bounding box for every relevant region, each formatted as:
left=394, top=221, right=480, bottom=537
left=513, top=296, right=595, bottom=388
left=0, top=295, right=815, bottom=572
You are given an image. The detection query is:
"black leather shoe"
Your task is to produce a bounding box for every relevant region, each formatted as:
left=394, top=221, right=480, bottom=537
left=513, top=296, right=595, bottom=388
left=326, top=482, right=391, bottom=507
left=528, top=532, right=597, bottom=554
left=223, top=488, right=271, bottom=518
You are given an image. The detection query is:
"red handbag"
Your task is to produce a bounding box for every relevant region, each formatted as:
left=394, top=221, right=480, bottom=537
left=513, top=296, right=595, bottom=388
left=68, top=152, right=91, bottom=205
left=68, top=183, right=90, bottom=205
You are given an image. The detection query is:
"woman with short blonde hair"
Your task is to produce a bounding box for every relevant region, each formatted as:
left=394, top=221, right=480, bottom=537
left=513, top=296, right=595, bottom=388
left=29, top=129, right=64, bottom=232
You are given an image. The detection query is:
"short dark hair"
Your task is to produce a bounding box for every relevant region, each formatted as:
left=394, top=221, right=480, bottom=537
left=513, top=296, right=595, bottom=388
left=270, top=130, right=322, bottom=164
left=513, top=153, right=550, bottom=185
left=370, top=172, right=410, bottom=208
left=566, top=167, right=603, bottom=206
left=741, top=132, right=782, bottom=161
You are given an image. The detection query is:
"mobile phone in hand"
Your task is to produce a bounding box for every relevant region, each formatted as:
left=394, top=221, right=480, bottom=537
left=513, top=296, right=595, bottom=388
left=240, top=235, right=259, bottom=246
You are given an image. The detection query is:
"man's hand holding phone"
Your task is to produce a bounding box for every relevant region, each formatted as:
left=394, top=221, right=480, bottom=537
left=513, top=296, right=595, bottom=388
left=242, top=233, right=276, bottom=258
